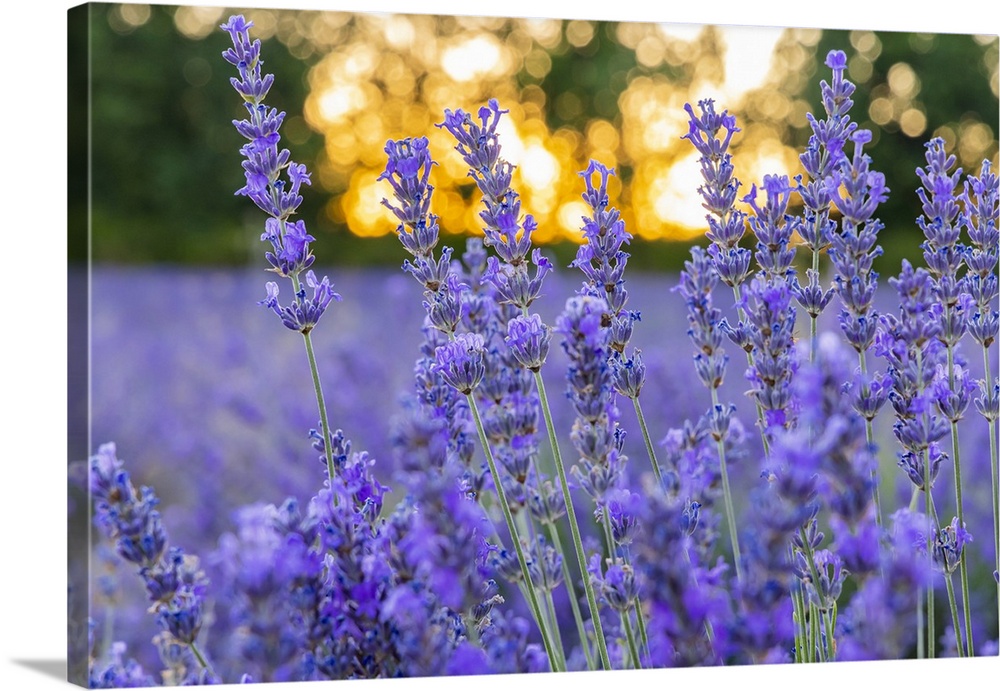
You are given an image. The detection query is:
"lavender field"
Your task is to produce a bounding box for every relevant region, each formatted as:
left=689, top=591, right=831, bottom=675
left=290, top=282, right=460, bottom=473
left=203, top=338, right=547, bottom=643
left=81, top=257, right=999, bottom=681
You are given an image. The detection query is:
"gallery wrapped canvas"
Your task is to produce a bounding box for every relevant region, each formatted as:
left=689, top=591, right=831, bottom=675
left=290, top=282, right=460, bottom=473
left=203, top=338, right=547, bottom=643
left=67, top=2, right=999, bottom=687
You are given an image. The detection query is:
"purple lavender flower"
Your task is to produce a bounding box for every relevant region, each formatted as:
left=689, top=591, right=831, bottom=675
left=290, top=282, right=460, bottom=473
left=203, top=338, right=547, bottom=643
left=682, top=99, right=750, bottom=290
left=932, top=517, right=973, bottom=576
left=739, top=276, right=799, bottom=435
left=589, top=556, right=639, bottom=614
left=381, top=137, right=438, bottom=250
left=877, top=262, right=949, bottom=476
left=259, top=271, right=342, bottom=334
left=610, top=349, right=646, bottom=400
left=572, top=162, right=634, bottom=314
left=438, top=100, right=541, bottom=270
left=89, top=641, right=155, bottom=688
left=505, top=312, right=551, bottom=372
left=635, top=486, right=729, bottom=666
left=828, top=130, right=889, bottom=226
left=744, top=174, right=797, bottom=280
left=797, top=50, right=855, bottom=255
left=603, top=488, right=642, bottom=548
left=828, top=130, right=888, bottom=356
left=836, top=510, right=924, bottom=661
left=222, top=16, right=337, bottom=331
left=435, top=332, right=487, bottom=395
left=962, top=159, right=999, bottom=356
left=90, top=444, right=212, bottom=671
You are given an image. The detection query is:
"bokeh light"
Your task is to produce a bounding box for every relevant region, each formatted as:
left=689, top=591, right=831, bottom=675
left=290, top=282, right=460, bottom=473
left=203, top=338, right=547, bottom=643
left=105, top=5, right=999, bottom=254
left=252, top=11, right=820, bottom=243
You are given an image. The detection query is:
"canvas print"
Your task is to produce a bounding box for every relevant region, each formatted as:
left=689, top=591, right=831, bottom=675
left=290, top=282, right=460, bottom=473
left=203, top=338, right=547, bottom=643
left=67, top=2, right=1000, bottom=687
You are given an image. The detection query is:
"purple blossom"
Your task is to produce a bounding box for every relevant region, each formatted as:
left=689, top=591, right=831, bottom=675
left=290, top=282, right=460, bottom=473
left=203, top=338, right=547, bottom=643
left=933, top=517, right=973, bottom=575
left=258, top=271, right=342, bottom=334
left=588, top=556, right=639, bottom=613
left=744, top=175, right=797, bottom=279
left=380, top=137, right=440, bottom=258
left=682, top=100, right=751, bottom=288
left=90, top=444, right=212, bottom=668
left=505, top=312, right=551, bottom=372
left=222, top=15, right=337, bottom=331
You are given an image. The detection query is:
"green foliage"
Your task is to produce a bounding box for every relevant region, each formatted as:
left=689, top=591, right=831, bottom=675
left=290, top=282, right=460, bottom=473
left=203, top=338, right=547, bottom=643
left=76, top=4, right=325, bottom=264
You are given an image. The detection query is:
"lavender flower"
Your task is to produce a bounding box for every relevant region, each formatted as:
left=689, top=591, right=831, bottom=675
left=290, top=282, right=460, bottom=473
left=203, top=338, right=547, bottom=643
left=739, top=276, right=799, bottom=434
left=90, top=641, right=155, bottom=689
left=435, top=332, right=487, bottom=395
left=933, top=517, right=973, bottom=576
left=90, top=444, right=212, bottom=668
left=797, top=50, right=855, bottom=256
left=222, top=14, right=342, bottom=481
left=505, top=312, right=551, bottom=372
left=744, top=174, right=797, bottom=280
left=589, top=556, right=639, bottom=614
left=259, top=271, right=341, bottom=335
left=962, top=159, right=999, bottom=356
left=222, top=15, right=338, bottom=330
left=682, top=99, right=751, bottom=290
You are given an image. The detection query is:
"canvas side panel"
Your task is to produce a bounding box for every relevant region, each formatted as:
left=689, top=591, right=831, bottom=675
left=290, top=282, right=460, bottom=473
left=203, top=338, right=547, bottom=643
left=68, top=3, right=93, bottom=688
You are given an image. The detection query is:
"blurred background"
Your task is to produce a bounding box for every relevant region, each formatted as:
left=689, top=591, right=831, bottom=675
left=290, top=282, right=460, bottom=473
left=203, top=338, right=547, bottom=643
left=70, top=3, right=999, bottom=271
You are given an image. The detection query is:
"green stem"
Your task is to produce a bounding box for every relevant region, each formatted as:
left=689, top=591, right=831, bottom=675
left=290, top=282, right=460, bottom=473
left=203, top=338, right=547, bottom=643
left=917, top=348, right=935, bottom=659
left=520, top=510, right=567, bottom=668
left=792, top=587, right=805, bottom=662
left=925, top=491, right=936, bottom=659
left=917, top=584, right=925, bottom=659
left=548, top=525, right=596, bottom=671
left=823, top=608, right=836, bottom=661
left=732, top=285, right=770, bottom=458
left=533, top=371, right=612, bottom=670
left=622, top=611, right=641, bottom=669
left=928, top=493, right=964, bottom=658
left=987, top=346, right=1000, bottom=621
left=711, top=386, right=744, bottom=584
left=945, top=573, right=964, bottom=658
left=797, top=526, right=834, bottom=661
left=544, top=589, right=567, bottom=671
left=188, top=641, right=213, bottom=677
left=281, top=219, right=334, bottom=481
left=810, top=602, right=823, bottom=662
left=634, top=599, right=650, bottom=656
left=466, top=394, right=560, bottom=671
left=946, top=346, right=974, bottom=657
left=809, top=247, right=819, bottom=365
left=300, top=329, right=336, bottom=482
left=858, top=349, right=883, bottom=531
left=632, top=397, right=662, bottom=484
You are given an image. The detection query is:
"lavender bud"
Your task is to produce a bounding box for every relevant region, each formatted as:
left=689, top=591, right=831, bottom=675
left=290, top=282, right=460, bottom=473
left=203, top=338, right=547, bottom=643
left=505, top=313, right=551, bottom=371
left=435, top=332, right=487, bottom=395
left=611, top=349, right=646, bottom=399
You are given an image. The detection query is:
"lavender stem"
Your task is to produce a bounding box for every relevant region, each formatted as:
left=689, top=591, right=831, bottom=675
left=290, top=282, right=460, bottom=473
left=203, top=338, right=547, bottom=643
left=946, top=345, right=974, bottom=656
left=546, top=524, right=596, bottom=670
left=466, top=393, right=561, bottom=671
left=711, top=386, right=744, bottom=583
left=987, top=348, right=1000, bottom=610
left=632, top=398, right=662, bottom=484
left=533, top=370, right=613, bottom=670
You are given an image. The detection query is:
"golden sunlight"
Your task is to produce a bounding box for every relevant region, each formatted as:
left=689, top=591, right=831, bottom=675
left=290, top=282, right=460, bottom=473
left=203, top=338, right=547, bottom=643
left=249, top=10, right=995, bottom=248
